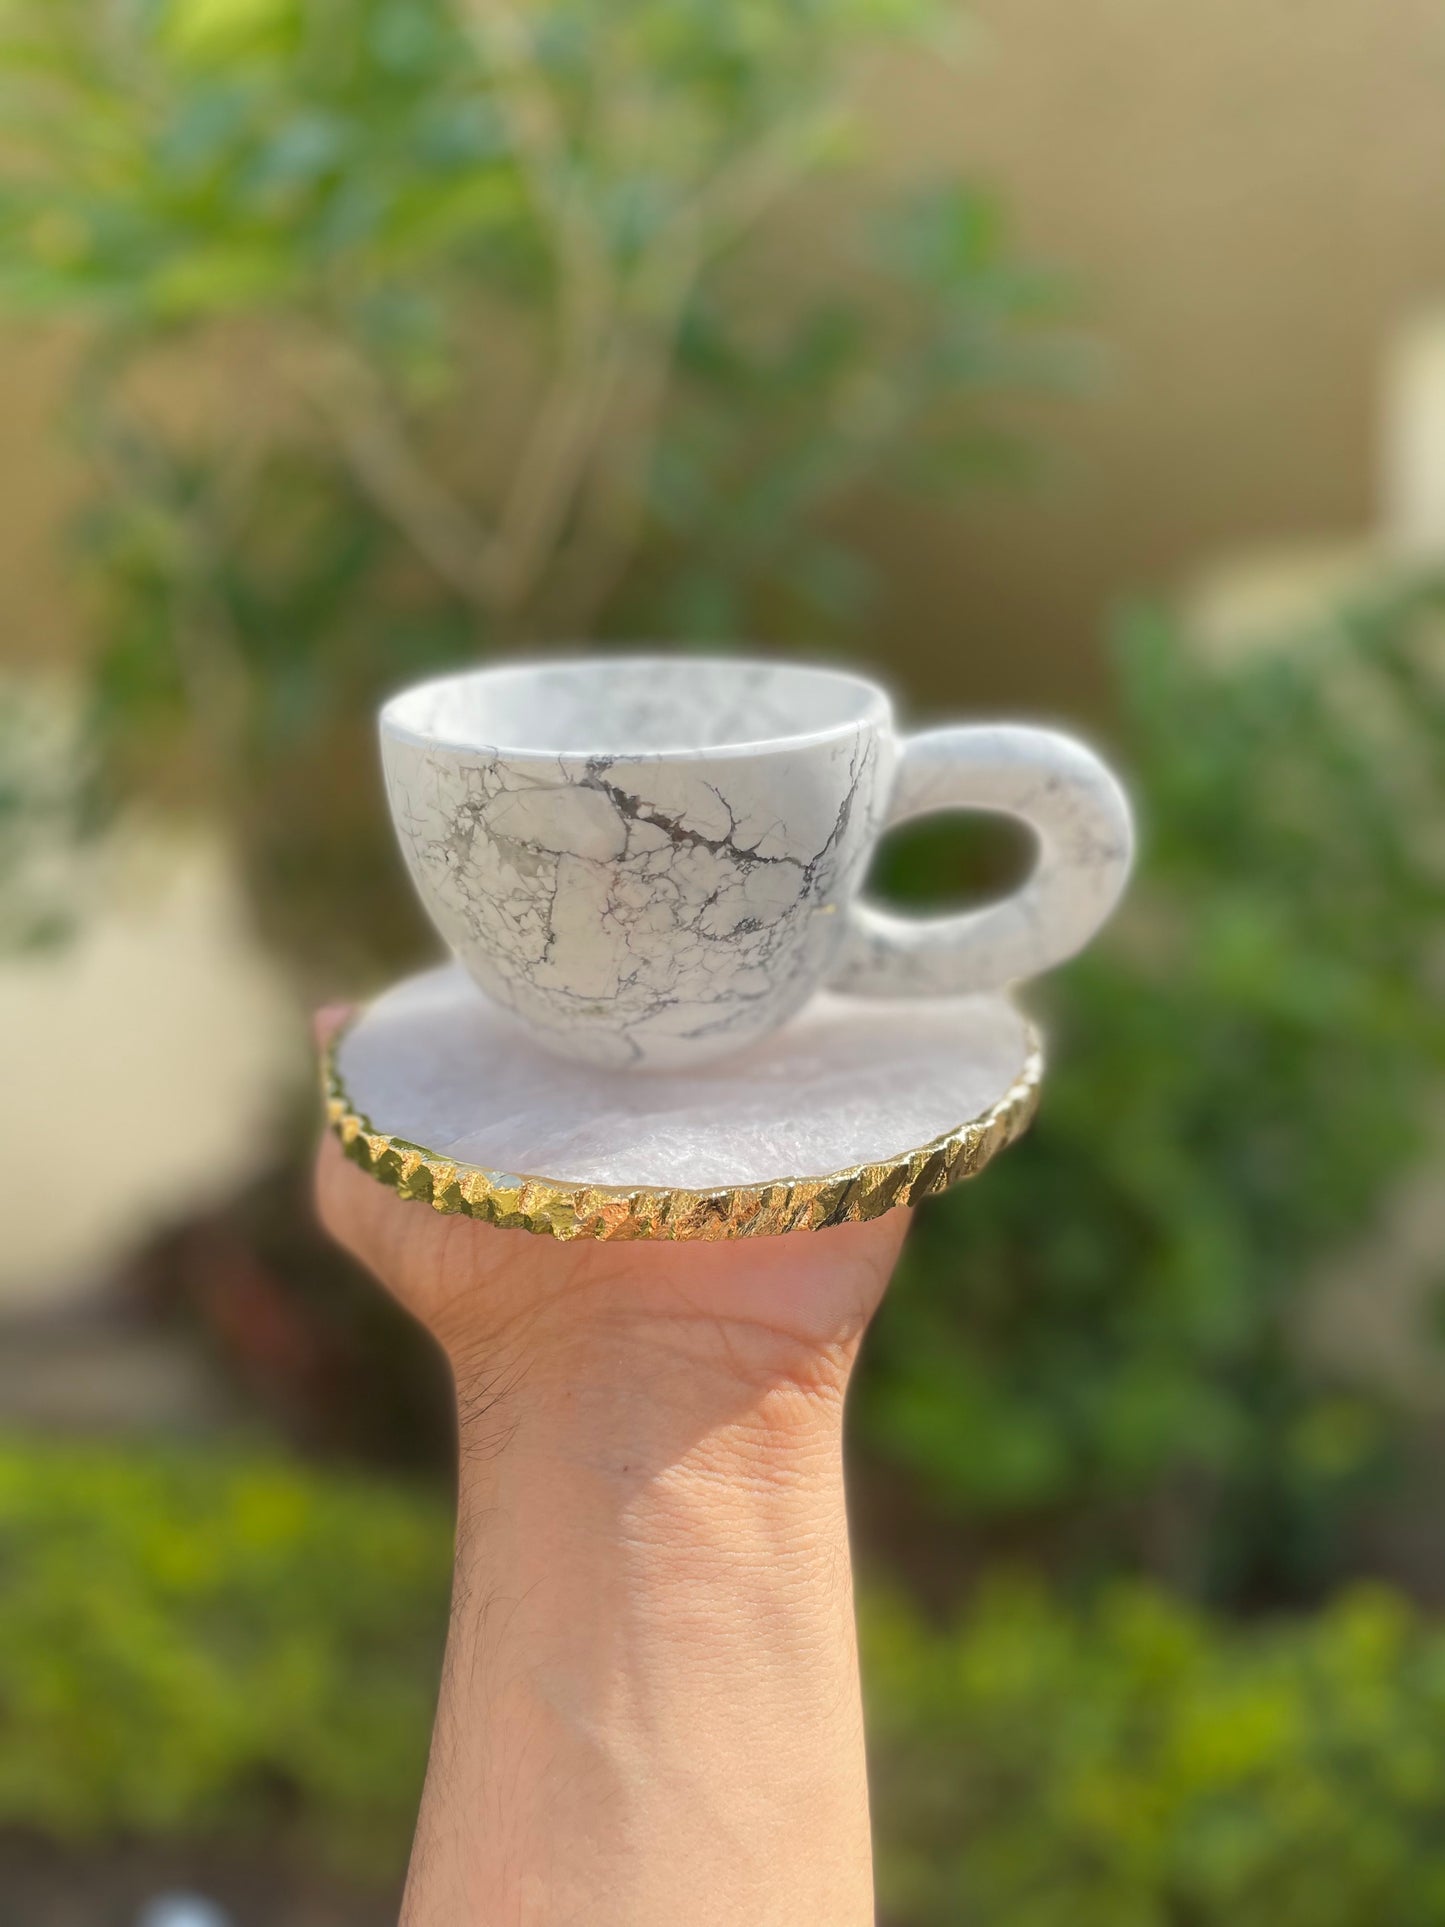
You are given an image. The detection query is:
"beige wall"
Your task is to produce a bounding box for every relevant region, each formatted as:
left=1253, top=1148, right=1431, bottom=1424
left=865, top=0, right=1445, bottom=718
left=7, top=1, right=1445, bottom=722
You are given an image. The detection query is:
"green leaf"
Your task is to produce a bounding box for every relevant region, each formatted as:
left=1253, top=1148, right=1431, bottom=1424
left=162, top=0, right=299, bottom=65
left=145, top=239, right=293, bottom=315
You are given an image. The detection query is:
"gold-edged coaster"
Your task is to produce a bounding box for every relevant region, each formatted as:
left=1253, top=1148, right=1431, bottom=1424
left=324, top=965, right=1041, bottom=1242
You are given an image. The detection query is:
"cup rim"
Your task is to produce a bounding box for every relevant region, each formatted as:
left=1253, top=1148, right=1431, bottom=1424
left=379, top=654, right=893, bottom=761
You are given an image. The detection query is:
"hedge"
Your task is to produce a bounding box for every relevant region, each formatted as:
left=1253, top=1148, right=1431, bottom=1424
left=5, top=1438, right=1445, bottom=1923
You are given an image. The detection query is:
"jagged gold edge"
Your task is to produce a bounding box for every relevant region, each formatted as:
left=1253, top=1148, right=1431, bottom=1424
left=321, top=1022, right=1042, bottom=1243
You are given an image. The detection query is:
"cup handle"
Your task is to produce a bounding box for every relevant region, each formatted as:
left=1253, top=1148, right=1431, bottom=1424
left=828, top=725, right=1134, bottom=997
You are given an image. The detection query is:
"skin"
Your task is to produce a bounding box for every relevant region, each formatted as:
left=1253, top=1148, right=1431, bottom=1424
left=313, top=1008, right=909, bottom=1927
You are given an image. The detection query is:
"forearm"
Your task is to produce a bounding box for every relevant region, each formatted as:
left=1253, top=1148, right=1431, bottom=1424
left=402, top=1329, right=873, bottom=1926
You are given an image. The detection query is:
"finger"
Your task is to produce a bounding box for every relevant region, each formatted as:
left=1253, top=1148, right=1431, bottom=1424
left=312, top=1002, right=355, bottom=1050
left=313, top=1123, right=407, bottom=1278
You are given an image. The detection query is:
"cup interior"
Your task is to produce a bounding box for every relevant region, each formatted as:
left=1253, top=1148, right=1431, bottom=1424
left=381, top=656, right=889, bottom=758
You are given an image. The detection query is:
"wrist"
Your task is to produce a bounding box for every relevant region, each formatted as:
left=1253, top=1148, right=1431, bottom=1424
left=447, top=1315, right=859, bottom=1725
left=445, top=1319, right=861, bottom=1761
left=415, top=1252, right=878, bottom=1927
left=423, top=1216, right=905, bottom=1408
left=450, top=1310, right=852, bottom=1498
left=445, top=1317, right=857, bottom=1646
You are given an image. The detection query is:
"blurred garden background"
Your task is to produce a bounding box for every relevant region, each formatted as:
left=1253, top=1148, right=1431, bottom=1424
left=2, top=0, right=1445, bottom=1920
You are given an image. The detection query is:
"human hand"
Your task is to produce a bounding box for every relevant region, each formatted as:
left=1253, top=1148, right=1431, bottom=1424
left=312, top=1005, right=910, bottom=1423
left=313, top=1003, right=908, bottom=1925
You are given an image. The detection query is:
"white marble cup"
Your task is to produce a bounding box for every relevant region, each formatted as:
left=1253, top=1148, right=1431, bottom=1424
left=380, top=657, right=1133, bottom=1071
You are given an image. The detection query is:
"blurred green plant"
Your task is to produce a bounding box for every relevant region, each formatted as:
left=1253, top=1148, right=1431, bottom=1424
left=8, top=1435, right=1445, bottom=1922
left=866, top=1575, right=1445, bottom=1927
left=863, top=575, right=1445, bottom=1602
left=0, top=0, right=1063, bottom=968
left=0, top=676, right=102, bottom=950
left=0, top=1436, right=448, bottom=1875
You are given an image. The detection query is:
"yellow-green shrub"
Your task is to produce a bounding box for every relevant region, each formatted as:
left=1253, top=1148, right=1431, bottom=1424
left=8, top=1435, right=1445, bottom=1920
left=866, top=1578, right=1445, bottom=1927
left=0, top=1437, right=449, bottom=1875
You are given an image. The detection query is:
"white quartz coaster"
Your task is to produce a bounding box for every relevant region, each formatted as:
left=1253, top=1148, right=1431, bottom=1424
left=328, top=965, right=1039, bottom=1239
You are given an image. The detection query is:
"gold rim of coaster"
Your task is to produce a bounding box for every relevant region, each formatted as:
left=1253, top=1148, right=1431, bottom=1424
left=321, top=1018, right=1043, bottom=1243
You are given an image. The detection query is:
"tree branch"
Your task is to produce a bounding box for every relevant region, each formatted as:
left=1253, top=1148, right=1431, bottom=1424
left=290, top=11, right=830, bottom=635
left=453, top=0, right=610, bottom=349
left=536, top=123, right=820, bottom=635
left=668, top=114, right=825, bottom=259
left=536, top=259, right=698, bottom=637
left=285, top=340, right=506, bottom=615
